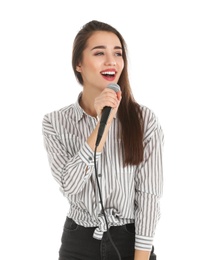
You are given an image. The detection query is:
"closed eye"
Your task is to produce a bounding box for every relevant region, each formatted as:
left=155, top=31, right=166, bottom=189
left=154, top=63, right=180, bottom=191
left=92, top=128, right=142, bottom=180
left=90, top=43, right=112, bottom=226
left=94, top=52, right=122, bottom=57
left=115, top=52, right=122, bottom=56
left=95, top=52, right=104, bottom=56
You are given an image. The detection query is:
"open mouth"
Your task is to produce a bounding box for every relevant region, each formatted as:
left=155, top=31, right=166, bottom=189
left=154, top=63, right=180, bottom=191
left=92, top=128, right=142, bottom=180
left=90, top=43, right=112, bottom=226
left=101, top=71, right=116, bottom=79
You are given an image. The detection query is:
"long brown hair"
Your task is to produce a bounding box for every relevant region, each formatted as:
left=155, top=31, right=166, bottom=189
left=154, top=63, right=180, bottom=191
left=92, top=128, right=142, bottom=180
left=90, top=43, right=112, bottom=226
left=72, top=20, right=144, bottom=165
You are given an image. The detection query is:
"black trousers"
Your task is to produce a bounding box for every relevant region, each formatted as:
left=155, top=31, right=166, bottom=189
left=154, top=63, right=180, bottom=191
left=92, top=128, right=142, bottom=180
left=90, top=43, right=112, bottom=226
left=59, top=217, right=156, bottom=260
left=59, top=217, right=135, bottom=260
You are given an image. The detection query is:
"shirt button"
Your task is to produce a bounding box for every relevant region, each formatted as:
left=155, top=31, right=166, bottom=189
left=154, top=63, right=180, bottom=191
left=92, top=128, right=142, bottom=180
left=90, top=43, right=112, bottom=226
left=88, top=157, right=92, bottom=161
left=98, top=174, right=102, bottom=177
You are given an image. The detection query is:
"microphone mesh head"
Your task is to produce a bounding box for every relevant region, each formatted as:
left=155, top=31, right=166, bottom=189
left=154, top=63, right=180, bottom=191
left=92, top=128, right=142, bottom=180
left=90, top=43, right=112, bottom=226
left=107, top=83, right=121, bottom=92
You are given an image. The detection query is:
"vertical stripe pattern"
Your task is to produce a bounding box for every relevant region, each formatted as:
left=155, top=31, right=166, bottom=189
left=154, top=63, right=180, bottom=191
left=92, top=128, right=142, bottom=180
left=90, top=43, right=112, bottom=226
left=42, top=95, right=164, bottom=251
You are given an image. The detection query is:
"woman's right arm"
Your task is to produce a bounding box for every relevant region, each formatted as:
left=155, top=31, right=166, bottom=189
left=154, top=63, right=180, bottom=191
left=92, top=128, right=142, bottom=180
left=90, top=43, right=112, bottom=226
left=42, top=88, right=122, bottom=196
left=42, top=113, right=101, bottom=196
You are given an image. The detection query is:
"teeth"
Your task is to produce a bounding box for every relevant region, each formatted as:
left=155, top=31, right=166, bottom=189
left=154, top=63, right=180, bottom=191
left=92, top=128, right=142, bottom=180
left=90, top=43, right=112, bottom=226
left=101, top=71, right=115, bottom=75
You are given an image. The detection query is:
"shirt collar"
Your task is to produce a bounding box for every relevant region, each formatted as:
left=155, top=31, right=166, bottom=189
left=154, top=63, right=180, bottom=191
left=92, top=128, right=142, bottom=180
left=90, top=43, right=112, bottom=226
left=74, top=92, right=85, bottom=122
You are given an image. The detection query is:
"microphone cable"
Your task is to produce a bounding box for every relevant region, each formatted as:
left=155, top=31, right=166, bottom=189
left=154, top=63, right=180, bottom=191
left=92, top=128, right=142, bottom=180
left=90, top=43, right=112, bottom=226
left=94, top=145, right=121, bottom=260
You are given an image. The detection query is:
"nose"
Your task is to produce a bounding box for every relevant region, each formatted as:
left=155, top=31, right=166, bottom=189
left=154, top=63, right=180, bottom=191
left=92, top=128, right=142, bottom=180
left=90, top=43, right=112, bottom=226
left=104, top=53, right=116, bottom=66
left=105, top=60, right=116, bottom=66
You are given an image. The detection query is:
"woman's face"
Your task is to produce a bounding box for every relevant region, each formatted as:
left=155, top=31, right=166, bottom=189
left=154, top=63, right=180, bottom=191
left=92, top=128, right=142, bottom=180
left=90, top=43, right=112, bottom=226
left=76, top=31, right=124, bottom=92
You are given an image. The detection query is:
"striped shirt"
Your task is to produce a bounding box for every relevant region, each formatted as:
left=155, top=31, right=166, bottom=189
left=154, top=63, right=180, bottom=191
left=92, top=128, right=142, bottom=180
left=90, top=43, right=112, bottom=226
left=42, top=93, right=164, bottom=251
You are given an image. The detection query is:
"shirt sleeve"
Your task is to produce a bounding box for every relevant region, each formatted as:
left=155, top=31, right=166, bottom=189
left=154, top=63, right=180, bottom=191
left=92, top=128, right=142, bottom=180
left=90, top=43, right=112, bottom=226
left=42, top=113, right=101, bottom=196
left=134, top=109, right=164, bottom=251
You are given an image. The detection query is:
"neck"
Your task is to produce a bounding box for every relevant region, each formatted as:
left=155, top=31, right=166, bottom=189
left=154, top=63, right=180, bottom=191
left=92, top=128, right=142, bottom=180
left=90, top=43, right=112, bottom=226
left=79, top=91, right=98, bottom=117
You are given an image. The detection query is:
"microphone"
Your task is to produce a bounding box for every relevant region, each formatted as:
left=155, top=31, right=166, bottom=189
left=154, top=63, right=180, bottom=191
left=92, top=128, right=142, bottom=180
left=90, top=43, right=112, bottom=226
left=95, top=83, right=121, bottom=147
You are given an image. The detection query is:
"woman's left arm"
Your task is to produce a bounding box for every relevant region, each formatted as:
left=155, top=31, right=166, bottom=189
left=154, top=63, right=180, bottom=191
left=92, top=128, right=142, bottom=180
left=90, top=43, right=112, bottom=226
left=134, top=109, right=164, bottom=253
left=134, top=249, right=150, bottom=260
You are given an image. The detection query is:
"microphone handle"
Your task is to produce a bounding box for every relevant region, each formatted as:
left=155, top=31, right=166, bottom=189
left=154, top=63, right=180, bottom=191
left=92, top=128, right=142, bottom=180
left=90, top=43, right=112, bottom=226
left=95, top=106, right=112, bottom=147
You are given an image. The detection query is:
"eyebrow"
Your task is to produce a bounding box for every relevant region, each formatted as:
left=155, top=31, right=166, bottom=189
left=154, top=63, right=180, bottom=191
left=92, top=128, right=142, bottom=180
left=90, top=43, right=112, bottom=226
left=91, top=45, right=122, bottom=51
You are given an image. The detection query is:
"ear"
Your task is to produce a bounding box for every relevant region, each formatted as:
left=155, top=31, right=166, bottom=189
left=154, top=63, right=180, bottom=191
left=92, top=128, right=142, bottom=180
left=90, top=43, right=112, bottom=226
left=76, top=64, right=81, bottom=72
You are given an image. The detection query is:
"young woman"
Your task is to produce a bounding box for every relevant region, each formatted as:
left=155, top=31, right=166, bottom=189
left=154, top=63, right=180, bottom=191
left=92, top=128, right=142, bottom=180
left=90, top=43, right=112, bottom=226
left=42, top=20, right=164, bottom=260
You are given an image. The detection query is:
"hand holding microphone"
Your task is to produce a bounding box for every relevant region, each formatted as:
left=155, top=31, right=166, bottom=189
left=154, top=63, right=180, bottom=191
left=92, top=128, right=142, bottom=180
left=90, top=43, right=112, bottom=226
left=95, top=83, right=121, bottom=147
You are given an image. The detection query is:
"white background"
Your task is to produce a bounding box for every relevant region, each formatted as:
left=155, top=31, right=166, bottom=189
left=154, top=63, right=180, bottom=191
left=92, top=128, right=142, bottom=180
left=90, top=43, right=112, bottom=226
left=0, top=0, right=200, bottom=259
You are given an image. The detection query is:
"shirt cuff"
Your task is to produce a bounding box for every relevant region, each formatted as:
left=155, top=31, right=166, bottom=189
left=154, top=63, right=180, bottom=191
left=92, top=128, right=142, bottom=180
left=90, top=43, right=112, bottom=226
left=78, top=142, right=101, bottom=166
left=135, top=234, right=153, bottom=251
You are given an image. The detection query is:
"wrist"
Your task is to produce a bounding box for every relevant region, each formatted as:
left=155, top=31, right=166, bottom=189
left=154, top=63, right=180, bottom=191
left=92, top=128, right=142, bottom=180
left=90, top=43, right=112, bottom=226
left=134, top=249, right=151, bottom=260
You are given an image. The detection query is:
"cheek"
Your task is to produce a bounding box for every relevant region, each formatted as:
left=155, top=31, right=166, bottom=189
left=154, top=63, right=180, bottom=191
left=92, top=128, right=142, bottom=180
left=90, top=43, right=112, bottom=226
left=81, top=60, right=98, bottom=74
left=121, top=60, right=125, bottom=70
left=118, top=60, right=124, bottom=74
